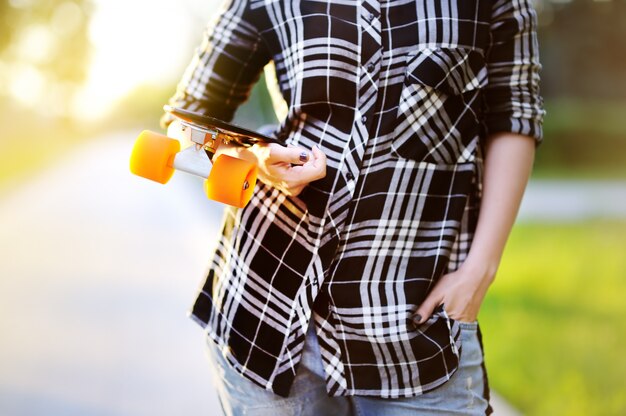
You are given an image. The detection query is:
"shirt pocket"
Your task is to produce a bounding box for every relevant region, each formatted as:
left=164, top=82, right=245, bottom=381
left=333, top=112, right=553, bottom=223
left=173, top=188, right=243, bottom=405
left=391, top=47, right=488, bottom=165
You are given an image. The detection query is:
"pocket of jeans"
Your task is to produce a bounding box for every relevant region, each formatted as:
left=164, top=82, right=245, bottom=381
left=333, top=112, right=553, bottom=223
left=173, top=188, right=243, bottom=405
left=458, top=320, right=479, bottom=330
left=439, top=303, right=478, bottom=333
left=417, top=304, right=463, bottom=360
left=392, top=47, right=488, bottom=165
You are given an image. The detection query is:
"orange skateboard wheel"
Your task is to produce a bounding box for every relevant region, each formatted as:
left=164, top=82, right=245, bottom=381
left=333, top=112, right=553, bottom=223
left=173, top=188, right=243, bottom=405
left=204, top=155, right=257, bottom=208
left=130, top=130, right=180, bottom=184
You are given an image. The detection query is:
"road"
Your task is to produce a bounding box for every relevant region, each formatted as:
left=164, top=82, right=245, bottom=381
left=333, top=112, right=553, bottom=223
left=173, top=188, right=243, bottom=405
left=5, top=132, right=606, bottom=415
left=0, top=133, right=220, bottom=415
left=519, top=179, right=626, bottom=221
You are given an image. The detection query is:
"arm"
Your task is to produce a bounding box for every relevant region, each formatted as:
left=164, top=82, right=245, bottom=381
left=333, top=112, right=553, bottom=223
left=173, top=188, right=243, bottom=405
left=164, top=0, right=326, bottom=195
left=413, top=0, right=544, bottom=324
left=413, top=133, right=535, bottom=323
left=464, top=133, right=535, bottom=282
left=162, top=0, right=271, bottom=126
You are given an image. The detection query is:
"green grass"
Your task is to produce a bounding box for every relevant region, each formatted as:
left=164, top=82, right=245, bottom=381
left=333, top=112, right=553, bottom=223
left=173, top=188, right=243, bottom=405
left=479, top=221, right=626, bottom=415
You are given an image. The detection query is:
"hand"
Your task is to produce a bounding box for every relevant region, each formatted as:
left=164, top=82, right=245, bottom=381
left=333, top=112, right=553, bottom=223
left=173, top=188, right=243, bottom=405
left=412, top=261, right=496, bottom=325
left=218, top=142, right=327, bottom=197
left=166, top=119, right=327, bottom=196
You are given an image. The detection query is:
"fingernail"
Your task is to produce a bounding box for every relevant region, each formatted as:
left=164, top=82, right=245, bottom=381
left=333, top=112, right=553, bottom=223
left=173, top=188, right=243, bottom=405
left=411, top=314, right=422, bottom=326
left=299, top=151, right=309, bottom=163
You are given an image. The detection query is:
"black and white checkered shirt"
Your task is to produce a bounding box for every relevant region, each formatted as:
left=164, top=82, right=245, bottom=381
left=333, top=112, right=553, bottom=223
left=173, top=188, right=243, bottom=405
left=168, top=0, right=544, bottom=399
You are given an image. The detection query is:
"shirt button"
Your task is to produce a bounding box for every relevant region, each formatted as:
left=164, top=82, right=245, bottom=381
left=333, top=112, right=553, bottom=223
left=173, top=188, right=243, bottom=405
left=361, top=115, right=367, bottom=123
left=367, top=63, right=375, bottom=72
left=346, top=172, right=354, bottom=180
left=367, top=12, right=374, bottom=21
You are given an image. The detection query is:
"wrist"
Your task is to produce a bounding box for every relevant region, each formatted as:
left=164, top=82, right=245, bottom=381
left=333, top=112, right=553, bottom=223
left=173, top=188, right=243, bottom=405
left=461, top=254, right=500, bottom=285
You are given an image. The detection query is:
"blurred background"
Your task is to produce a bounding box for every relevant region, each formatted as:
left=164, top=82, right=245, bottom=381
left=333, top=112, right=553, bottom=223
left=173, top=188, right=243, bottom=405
left=0, top=0, right=625, bottom=415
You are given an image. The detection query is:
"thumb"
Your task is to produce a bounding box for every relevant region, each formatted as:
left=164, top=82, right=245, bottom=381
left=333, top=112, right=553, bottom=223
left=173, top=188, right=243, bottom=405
left=310, top=145, right=327, bottom=165
left=411, top=292, right=443, bottom=327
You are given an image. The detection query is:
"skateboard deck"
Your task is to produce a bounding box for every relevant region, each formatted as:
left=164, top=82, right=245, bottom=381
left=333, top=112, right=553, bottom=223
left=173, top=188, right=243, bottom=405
left=130, top=106, right=282, bottom=208
left=164, top=105, right=283, bottom=147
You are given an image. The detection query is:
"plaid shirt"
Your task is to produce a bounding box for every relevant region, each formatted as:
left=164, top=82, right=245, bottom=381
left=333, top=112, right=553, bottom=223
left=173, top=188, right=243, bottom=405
left=168, top=0, right=544, bottom=398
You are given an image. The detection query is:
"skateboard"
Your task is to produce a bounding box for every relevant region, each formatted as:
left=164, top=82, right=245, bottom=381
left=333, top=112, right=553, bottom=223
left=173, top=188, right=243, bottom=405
left=130, top=106, right=283, bottom=208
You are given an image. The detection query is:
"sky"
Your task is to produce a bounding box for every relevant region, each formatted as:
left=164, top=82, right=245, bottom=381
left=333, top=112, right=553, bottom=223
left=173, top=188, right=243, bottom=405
left=73, top=0, right=219, bottom=120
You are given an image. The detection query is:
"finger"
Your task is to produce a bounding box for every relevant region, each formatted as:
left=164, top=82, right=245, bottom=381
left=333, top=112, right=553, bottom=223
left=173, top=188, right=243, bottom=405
left=284, top=161, right=326, bottom=185
left=268, top=148, right=326, bottom=184
left=309, top=145, right=327, bottom=169
left=412, top=292, right=444, bottom=327
left=292, top=146, right=326, bottom=180
left=268, top=144, right=310, bottom=165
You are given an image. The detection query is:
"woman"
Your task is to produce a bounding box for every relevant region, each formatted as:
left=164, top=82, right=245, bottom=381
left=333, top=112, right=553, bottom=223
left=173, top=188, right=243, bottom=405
left=164, top=0, right=544, bottom=414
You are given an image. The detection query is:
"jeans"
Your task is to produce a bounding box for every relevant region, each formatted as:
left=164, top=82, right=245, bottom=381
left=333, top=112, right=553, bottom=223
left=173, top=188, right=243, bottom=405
left=204, top=320, right=491, bottom=415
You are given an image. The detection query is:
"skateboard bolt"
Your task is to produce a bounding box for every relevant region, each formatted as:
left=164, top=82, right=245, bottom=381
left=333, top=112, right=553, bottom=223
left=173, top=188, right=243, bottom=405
left=243, top=181, right=249, bottom=190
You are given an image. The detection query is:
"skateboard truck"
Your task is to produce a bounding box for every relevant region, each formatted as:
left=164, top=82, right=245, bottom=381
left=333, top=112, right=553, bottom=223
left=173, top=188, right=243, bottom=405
left=129, top=107, right=278, bottom=208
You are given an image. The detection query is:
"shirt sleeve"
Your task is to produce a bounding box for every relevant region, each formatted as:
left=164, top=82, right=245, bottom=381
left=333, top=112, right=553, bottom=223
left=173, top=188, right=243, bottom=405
left=162, top=0, right=270, bottom=127
left=482, top=0, right=545, bottom=145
